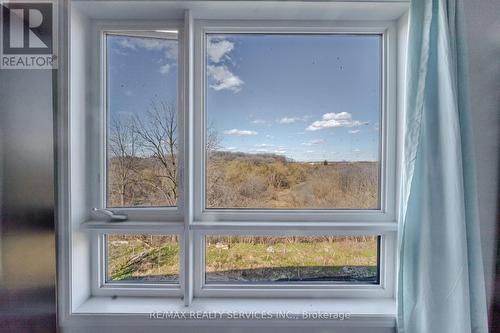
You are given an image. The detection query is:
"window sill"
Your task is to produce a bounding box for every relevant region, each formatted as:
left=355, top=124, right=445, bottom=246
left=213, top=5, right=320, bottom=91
left=82, top=220, right=398, bottom=231
left=66, top=297, right=396, bottom=327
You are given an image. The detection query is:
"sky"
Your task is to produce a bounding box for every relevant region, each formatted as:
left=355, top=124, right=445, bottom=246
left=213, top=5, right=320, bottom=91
left=107, top=33, right=381, bottom=162
left=107, top=33, right=178, bottom=125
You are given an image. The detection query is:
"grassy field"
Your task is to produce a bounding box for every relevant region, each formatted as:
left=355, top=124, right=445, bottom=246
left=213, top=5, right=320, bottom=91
left=206, top=236, right=378, bottom=283
left=107, top=235, right=378, bottom=283
left=107, top=235, right=180, bottom=282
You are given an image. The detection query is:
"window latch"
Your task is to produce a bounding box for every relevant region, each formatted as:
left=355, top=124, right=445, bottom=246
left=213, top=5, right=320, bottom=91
left=91, top=208, right=128, bottom=222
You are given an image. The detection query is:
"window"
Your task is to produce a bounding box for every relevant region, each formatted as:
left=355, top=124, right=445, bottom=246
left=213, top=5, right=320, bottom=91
left=204, top=235, right=380, bottom=284
left=205, top=34, right=381, bottom=210
left=73, top=17, right=397, bottom=305
left=192, top=20, right=394, bottom=299
left=106, top=234, right=180, bottom=283
left=105, top=32, right=180, bottom=208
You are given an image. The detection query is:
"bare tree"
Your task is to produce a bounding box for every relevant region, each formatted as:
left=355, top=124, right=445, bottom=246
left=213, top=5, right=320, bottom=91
left=205, top=121, right=224, bottom=207
left=109, top=103, right=220, bottom=207
left=206, top=121, right=221, bottom=153
left=132, top=101, right=178, bottom=206
left=108, top=115, right=140, bottom=206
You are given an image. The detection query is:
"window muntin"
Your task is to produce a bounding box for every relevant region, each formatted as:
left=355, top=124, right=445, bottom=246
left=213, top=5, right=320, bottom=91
left=204, top=34, right=382, bottom=210
left=106, top=234, right=180, bottom=283
left=106, top=32, right=179, bottom=208
left=205, top=235, right=380, bottom=285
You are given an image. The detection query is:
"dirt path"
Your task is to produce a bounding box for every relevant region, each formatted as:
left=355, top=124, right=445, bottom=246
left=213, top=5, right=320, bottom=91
left=268, top=181, right=309, bottom=208
left=271, top=189, right=291, bottom=208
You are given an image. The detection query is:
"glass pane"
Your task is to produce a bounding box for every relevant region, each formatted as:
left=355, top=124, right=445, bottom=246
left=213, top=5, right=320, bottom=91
left=106, top=32, right=179, bottom=207
left=205, top=236, right=379, bottom=284
left=106, top=234, right=180, bottom=283
left=205, top=34, right=381, bottom=209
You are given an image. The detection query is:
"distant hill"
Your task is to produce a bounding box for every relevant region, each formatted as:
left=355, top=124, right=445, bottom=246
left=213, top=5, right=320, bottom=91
left=209, top=150, right=291, bottom=164
left=209, top=150, right=377, bottom=164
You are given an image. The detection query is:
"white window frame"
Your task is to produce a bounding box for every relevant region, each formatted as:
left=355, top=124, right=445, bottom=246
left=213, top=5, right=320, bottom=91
left=90, top=20, right=187, bottom=296
left=193, top=20, right=398, bottom=223
left=194, top=231, right=396, bottom=298
left=91, top=229, right=184, bottom=297
left=97, top=21, right=186, bottom=223
left=73, top=15, right=399, bottom=302
left=189, top=19, right=398, bottom=298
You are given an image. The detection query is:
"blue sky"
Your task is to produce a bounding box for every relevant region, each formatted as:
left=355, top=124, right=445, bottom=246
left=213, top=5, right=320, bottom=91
left=107, top=33, right=380, bottom=162
left=107, top=34, right=178, bottom=124
left=207, top=34, right=381, bottom=162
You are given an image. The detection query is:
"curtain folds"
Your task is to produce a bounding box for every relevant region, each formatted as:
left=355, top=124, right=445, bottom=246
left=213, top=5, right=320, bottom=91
left=398, top=0, right=488, bottom=332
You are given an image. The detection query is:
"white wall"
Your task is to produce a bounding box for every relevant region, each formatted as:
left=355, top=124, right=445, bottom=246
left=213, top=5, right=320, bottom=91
left=463, top=0, right=500, bottom=313
left=69, top=5, right=93, bottom=311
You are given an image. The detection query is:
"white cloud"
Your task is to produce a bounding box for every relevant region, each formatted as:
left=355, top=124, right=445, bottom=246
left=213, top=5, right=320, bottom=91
left=117, top=36, right=177, bottom=78
left=254, top=143, right=274, bottom=148
left=207, top=37, right=234, bottom=63
left=252, top=148, right=287, bottom=154
left=118, top=37, right=164, bottom=50
left=278, top=117, right=300, bottom=124
left=251, top=119, right=267, bottom=125
left=265, top=134, right=275, bottom=139
left=205, top=37, right=243, bottom=93
left=348, top=129, right=360, bottom=134
left=306, top=150, right=315, bottom=153
left=207, top=65, right=244, bottom=92
left=113, top=48, right=128, bottom=56
left=164, top=46, right=178, bottom=61
left=352, top=149, right=361, bottom=152
left=277, top=116, right=310, bottom=124
left=117, top=36, right=177, bottom=60
left=306, top=112, right=368, bottom=131
left=302, top=139, right=326, bottom=146
left=221, top=146, right=237, bottom=151
left=159, top=64, right=171, bottom=75
left=223, top=129, right=257, bottom=136
left=118, top=37, right=177, bottom=50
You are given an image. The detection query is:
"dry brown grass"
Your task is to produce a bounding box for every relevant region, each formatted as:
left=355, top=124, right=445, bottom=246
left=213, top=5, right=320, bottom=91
left=107, top=157, right=177, bottom=207
left=207, top=153, right=379, bottom=209
left=107, top=152, right=379, bottom=209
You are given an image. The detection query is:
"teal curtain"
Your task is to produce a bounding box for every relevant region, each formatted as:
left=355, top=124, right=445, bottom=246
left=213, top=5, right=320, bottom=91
left=398, top=0, right=489, bottom=332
